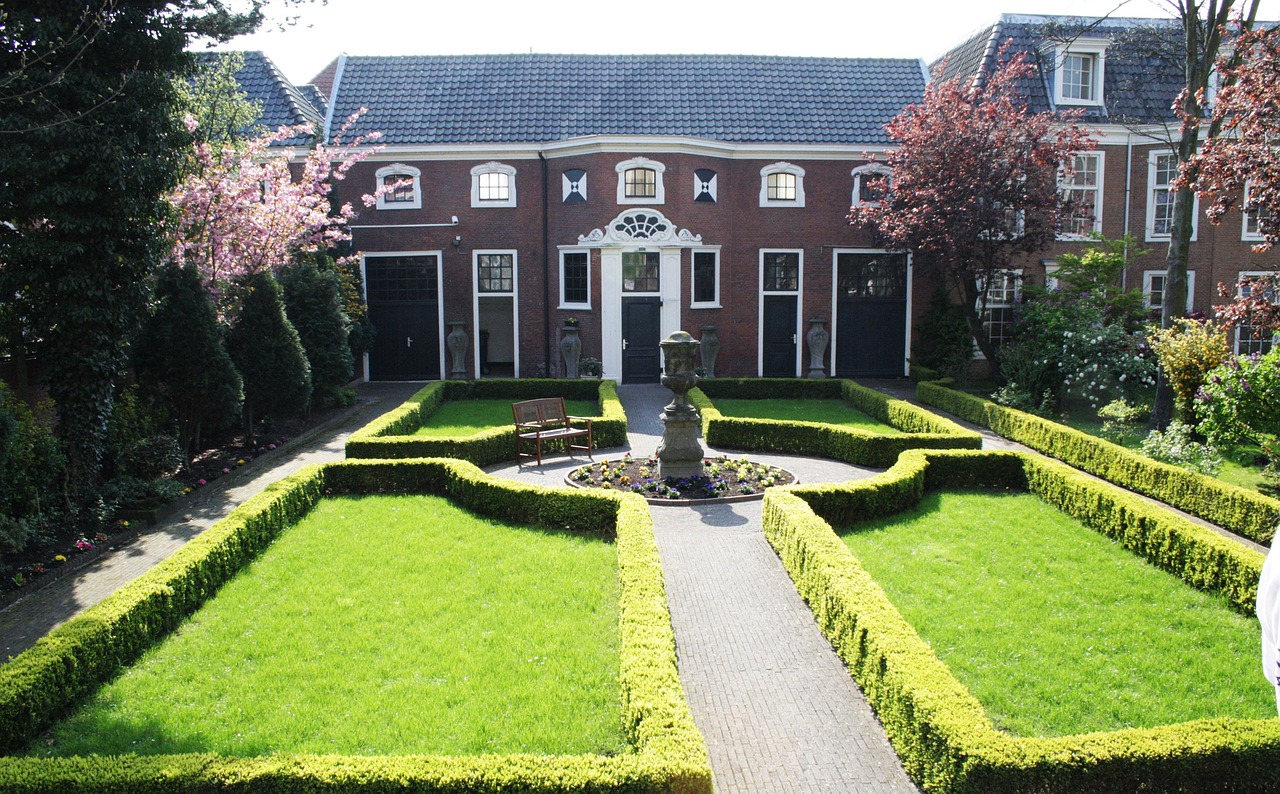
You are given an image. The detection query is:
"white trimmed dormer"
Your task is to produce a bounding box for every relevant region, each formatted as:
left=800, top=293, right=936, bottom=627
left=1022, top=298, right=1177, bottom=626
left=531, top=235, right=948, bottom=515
left=375, top=163, right=422, bottom=210
left=1053, top=37, right=1107, bottom=107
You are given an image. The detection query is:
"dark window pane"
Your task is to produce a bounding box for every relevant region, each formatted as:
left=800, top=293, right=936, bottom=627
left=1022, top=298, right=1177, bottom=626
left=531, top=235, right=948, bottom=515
left=693, top=251, right=717, bottom=303
left=622, top=251, right=660, bottom=292
left=563, top=253, right=589, bottom=304
left=763, top=252, right=799, bottom=291
left=625, top=168, right=657, bottom=198
left=477, top=253, right=513, bottom=293
left=837, top=253, right=906, bottom=298
left=365, top=255, right=439, bottom=302
left=382, top=174, right=415, bottom=203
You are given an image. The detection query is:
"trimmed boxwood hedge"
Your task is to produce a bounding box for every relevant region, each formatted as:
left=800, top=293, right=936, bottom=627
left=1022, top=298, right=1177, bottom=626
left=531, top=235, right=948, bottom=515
left=0, top=459, right=710, bottom=793
left=764, top=448, right=1279, bottom=793
left=346, top=378, right=628, bottom=464
left=917, top=378, right=1280, bottom=545
left=691, top=378, right=981, bottom=467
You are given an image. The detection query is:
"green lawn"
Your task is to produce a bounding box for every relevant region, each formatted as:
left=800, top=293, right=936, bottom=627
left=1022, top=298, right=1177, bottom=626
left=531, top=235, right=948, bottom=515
left=711, top=398, right=903, bottom=434
left=32, top=495, right=624, bottom=758
left=840, top=490, right=1273, bottom=737
left=1058, top=399, right=1269, bottom=491
left=415, top=399, right=599, bottom=437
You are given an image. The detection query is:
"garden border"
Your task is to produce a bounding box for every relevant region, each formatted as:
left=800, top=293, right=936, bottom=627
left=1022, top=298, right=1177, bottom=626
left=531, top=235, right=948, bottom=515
left=345, top=379, right=627, bottom=464
left=763, top=448, right=1278, bottom=793
left=691, top=378, right=981, bottom=467
left=917, top=378, right=1280, bottom=544
left=0, top=459, right=711, bottom=793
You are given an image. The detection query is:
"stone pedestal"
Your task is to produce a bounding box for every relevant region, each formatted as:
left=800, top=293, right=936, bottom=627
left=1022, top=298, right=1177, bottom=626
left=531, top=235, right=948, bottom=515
left=446, top=321, right=469, bottom=379
left=699, top=325, right=720, bottom=378
left=560, top=325, right=582, bottom=378
left=656, top=331, right=705, bottom=480
left=806, top=318, right=830, bottom=379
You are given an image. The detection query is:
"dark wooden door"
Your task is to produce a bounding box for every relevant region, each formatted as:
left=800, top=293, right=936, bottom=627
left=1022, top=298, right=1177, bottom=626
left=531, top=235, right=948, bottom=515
left=835, top=253, right=907, bottom=377
left=762, top=295, right=798, bottom=377
left=366, top=256, right=440, bottom=381
left=621, top=296, right=661, bottom=383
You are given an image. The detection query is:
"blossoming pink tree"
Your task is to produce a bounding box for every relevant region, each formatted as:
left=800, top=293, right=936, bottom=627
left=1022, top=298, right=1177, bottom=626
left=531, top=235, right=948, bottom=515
left=168, top=110, right=384, bottom=301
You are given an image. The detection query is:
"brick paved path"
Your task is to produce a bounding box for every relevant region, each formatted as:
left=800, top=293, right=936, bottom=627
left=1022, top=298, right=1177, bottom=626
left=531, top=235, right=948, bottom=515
left=0, top=381, right=424, bottom=661
left=490, top=384, right=920, bottom=793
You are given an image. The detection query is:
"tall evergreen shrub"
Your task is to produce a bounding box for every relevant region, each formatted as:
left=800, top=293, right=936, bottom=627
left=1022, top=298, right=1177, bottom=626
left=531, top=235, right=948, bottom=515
left=227, top=271, right=311, bottom=436
left=0, top=385, right=66, bottom=565
left=280, top=258, right=353, bottom=408
left=134, top=264, right=243, bottom=458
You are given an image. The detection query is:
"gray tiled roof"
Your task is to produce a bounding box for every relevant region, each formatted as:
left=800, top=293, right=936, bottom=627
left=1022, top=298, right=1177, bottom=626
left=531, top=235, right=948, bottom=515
left=297, top=84, right=328, bottom=120
left=930, top=13, right=1187, bottom=125
left=194, top=51, right=323, bottom=145
left=325, top=54, right=926, bottom=146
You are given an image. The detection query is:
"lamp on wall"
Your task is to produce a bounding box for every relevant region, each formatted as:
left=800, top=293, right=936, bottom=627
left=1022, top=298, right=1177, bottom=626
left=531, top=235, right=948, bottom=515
left=453, top=236, right=462, bottom=247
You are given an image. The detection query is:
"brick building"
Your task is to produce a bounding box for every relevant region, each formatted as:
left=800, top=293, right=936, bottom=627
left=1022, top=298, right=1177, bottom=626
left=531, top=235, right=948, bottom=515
left=228, top=13, right=1278, bottom=383
left=934, top=13, right=1280, bottom=356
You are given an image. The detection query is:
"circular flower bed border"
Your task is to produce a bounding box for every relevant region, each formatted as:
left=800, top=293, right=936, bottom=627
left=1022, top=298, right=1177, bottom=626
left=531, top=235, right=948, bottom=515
left=565, top=453, right=797, bottom=505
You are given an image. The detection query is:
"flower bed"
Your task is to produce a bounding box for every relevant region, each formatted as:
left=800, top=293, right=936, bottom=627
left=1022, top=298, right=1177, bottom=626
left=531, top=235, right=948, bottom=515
left=567, top=453, right=795, bottom=502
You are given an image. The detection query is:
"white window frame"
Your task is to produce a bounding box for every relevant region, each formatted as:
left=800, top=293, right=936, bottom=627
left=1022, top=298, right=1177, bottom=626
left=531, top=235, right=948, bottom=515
left=1233, top=270, right=1277, bottom=355
left=759, top=162, right=806, bottom=208
left=1243, top=181, right=1270, bottom=242
left=1142, top=269, right=1196, bottom=313
left=375, top=163, right=422, bottom=210
left=616, top=156, right=665, bottom=204
left=470, top=162, right=517, bottom=208
left=851, top=163, right=892, bottom=208
left=976, top=269, right=1021, bottom=357
left=690, top=248, right=721, bottom=309
left=559, top=249, right=592, bottom=310
left=1146, top=151, right=1198, bottom=242
left=1043, top=260, right=1061, bottom=291
left=1054, top=39, right=1107, bottom=107
left=1058, top=151, right=1104, bottom=239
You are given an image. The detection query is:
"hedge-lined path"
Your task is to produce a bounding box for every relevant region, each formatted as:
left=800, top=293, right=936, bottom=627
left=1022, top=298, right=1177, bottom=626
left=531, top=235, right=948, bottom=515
left=859, top=378, right=1269, bottom=554
left=488, top=384, right=920, bottom=793
left=0, top=381, right=425, bottom=662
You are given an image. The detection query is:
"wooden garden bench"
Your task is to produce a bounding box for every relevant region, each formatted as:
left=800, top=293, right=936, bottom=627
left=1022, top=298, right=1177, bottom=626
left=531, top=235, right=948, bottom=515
left=513, top=397, right=594, bottom=465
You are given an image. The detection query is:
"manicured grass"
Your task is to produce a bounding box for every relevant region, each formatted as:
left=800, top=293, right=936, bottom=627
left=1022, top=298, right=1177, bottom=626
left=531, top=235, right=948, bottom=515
left=32, top=495, right=624, bottom=758
left=839, top=490, right=1273, bottom=738
left=711, top=398, right=902, bottom=434
left=414, top=399, right=599, bottom=437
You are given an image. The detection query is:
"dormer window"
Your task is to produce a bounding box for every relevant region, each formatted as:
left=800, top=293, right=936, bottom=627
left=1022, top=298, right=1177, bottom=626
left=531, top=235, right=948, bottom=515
left=759, top=162, right=806, bottom=207
left=616, top=157, right=666, bottom=204
left=1054, top=39, right=1107, bottom=107
left=470, top=162, right=517, bottom=208
left=851, top=164, right=892, bottom=207
left=375, top=164, right=421, bottom=210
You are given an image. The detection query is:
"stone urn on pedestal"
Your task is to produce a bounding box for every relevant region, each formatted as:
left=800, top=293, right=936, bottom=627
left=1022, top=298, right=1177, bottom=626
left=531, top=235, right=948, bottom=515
left=560, top=321, right=582, bottom=378
left=699, top=325, right=720, bottom=378
left=806, top=318, right=830, bottom=379
left=446, top=321, right=469, bottom=379
left=656, top=331, right=705, bottom=480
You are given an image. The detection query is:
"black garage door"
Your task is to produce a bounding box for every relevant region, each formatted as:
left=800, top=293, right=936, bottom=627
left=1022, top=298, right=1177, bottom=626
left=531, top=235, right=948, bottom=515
left=366, top=255, right=440, bottom=381
left=835, top=252, right=907, bottom=377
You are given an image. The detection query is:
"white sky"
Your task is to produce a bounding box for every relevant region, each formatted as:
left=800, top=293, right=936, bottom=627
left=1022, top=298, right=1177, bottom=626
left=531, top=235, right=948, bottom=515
left=215, top=0, right=1280, bottom=87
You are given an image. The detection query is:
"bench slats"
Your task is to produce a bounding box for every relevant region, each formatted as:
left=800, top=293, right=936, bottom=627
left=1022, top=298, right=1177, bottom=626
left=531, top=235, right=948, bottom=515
left=512, top=397, right=594, bottom=465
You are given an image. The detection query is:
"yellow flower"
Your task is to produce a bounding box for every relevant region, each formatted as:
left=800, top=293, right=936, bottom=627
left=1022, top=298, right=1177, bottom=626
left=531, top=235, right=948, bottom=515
left=54, top=555, right=66, bottom=563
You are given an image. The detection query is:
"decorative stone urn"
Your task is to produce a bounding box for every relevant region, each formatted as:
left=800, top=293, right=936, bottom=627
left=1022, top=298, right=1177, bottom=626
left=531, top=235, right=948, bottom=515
left=446, top=321, right=469, bottom=379
left=656, top=331, right=705, bottom=480
left=806, top=318, right=830, bottom=379
left=560, top=323, right=582, bottom=378
left=699, top=325, right=720, bottom=378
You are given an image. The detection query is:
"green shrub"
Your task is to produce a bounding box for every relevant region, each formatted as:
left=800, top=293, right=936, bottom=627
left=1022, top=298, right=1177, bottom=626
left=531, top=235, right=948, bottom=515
left=226, top=271, right=311, bottom=433
left=690, top=380, right=980, bottom=467
left=1149, top=319, right=1231, bottom=423
left=918, top=378, right=1280, bottom=544
left=1097, top=398, right=1150, bottom=444
left=280, top=257, right=355, bottom=408
left=0, top=459, right=711, bottom=793
left=133, top=263, right=243, bottom=458
left=765, top=449, right=1278, bottom=792
left=0, top=385, right=65, bottom=564
left=346, top=379, right=628, bottom=463
left=1140, top=421, right=1224, bottom=475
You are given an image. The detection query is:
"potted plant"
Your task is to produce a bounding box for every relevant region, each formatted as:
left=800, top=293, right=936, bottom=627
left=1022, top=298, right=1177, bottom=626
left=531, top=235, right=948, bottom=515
left=579, top=356, right=603, bottom=378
